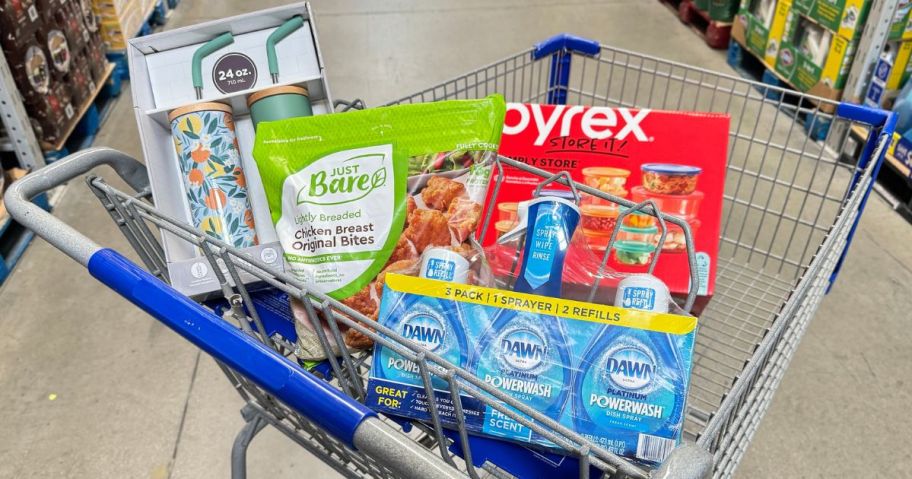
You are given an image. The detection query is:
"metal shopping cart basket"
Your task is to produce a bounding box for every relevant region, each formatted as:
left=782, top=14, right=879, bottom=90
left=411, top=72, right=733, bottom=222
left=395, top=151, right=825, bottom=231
left=4, top=34, right=894, bottom=479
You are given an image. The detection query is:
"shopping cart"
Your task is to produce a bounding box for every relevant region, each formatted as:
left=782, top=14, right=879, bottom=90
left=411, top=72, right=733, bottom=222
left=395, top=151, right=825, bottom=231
left=4, top=33, right=893, bottom=478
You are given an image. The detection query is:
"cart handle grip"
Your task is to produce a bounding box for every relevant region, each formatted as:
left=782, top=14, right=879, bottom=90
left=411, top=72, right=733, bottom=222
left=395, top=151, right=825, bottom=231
left=5, top=149, right=463, bottom=477
left=532, top=33, right=600, bottom=60
left=3, top=147, right=149, bottom=266
left=87, top=248, right=376, bottom=447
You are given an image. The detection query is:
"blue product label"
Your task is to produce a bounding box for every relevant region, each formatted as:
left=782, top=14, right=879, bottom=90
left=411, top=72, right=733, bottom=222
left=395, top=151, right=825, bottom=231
left=367, top=275, right=696, bottom=464
left=471, top=310, right=571, bottom=420
left=866, top=83, right=884, bottom=106
left=696, top=252, right=710, bottom=296
left=424, top=258, right=456, bottom=281
left=571, top=325, right=692, bottom=464
left=622, top=287, right=656, bottom=311
left=372, top=290, right=468, bottom=390
left=523, top=208, right=561, bottom=290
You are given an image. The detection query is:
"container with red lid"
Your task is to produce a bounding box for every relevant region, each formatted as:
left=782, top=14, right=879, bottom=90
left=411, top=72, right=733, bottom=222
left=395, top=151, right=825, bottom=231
left=641, top=163, right=702, bottom=195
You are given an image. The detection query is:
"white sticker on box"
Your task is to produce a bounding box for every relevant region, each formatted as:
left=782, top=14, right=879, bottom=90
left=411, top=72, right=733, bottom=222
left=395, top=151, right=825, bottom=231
left=696, top=252, right=710, bottom=296
left=64, top=104, right=75, bottom=119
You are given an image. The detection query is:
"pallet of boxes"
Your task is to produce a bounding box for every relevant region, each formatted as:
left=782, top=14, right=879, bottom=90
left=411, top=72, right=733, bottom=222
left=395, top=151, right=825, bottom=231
left=93, top=0, right=157, bottom=50
left=732, top=0, right=870, bottom=110
left=1, top=0, right=109, bottom=148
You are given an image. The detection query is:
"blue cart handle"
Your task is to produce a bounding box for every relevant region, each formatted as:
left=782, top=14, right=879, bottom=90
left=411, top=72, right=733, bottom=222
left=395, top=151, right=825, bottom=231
left=3, top=148, right=462, bottom=479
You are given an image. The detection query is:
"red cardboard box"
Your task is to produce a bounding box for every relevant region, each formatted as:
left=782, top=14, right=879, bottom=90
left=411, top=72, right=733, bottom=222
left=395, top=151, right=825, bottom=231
left=486, top=103, right=729, bottom=313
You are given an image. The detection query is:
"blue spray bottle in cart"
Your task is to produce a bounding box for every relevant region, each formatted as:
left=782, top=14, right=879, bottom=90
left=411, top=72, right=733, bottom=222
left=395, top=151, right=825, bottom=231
left=467, top=195, right=580, bottom=442
left=499, top=196, right=581, bottom=297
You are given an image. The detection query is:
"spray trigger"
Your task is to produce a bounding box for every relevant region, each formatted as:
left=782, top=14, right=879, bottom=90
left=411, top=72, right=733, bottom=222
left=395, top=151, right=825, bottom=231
left=497, top=200, right=530, bottom=244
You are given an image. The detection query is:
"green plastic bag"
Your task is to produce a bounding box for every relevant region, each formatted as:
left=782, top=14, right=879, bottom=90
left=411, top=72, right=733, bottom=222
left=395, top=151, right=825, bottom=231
left=253, top=95, right=505, bottom=309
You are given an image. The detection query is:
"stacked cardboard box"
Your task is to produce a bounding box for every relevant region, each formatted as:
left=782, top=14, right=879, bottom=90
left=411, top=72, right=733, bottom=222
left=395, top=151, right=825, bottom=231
left=732, top=0, right=869, bottom=102
left=1, top=0, right=108, bottom=147
left=693, top=0, right=739, bottom=22
left=773, top=0, right=870, bottom=99
left=889, top=2, right=912, bottom=42
left=732, top=0, right=791, bottom=66
left=92, top=0, right=156, bottom=50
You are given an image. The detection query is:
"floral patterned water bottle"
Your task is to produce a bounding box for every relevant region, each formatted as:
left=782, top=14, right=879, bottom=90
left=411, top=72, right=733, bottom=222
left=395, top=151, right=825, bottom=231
left=168, top=102, right=257, bottom=248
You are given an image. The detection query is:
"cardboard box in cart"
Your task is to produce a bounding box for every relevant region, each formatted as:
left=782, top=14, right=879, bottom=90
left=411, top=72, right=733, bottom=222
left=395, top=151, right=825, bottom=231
left=127, top=3, right=334, bottom=296
left=485, top=104, right=729, bottom=314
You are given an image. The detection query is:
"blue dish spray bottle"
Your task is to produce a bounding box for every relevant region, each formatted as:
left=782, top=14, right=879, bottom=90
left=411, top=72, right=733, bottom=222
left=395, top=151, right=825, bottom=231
left=499, top=196, right=581, bottom=297
left=570, top=274, right=688, bottom=464
left=468, top=196, right=579, bottom=442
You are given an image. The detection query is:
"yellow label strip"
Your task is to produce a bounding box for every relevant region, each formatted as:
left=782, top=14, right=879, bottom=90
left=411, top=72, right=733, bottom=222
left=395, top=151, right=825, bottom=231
left=384, top=274, right=697, bottom=335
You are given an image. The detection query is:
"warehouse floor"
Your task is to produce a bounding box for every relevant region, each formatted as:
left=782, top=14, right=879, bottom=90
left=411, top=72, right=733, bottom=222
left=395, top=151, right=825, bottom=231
left=2, top=1, right=910, bottom=477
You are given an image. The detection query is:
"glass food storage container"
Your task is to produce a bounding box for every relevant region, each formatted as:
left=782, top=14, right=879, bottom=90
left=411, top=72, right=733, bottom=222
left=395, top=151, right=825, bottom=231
left=495, top=219, right=518, bottom=240
left=658, top=218, right=701, bottom=253
left=498, top=202, right=520, bottom=223
left=612, top=242, right=657, bottom=266
left=620, top=207, right=656, bottom=228
left=583, top=230, right=613, bottom=252
left=581, top=167, right=630, bottom=204
left=641, top=163, right=702, bottom=195
left=581, top=204, right=620, bottom=235
left=631, top=186, right=703, bottom=219
left=613, top=224, right=658, bottom=266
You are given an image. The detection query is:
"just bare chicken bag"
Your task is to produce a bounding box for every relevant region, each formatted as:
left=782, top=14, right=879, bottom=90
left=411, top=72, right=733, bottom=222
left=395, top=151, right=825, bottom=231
left=253, top=95, right=505, bottom=355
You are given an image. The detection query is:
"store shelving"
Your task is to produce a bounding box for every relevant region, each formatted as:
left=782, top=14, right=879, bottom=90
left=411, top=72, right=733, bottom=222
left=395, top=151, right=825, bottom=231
left=0, top=0, right=180, bottom=286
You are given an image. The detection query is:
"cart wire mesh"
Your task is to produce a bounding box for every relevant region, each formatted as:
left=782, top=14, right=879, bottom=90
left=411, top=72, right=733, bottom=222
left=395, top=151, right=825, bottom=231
left=85, top=40, right=890, bottom=479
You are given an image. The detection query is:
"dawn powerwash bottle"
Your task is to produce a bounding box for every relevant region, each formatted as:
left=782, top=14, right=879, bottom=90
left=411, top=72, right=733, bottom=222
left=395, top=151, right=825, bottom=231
left=372, top=289, right=469, bottom=390
left=468, top=307, right=573, bottom=441
left=571, top=324, right=691, bottom=464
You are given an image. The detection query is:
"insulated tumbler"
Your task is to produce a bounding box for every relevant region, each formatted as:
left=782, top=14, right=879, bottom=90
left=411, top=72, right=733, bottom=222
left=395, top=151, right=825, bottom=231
left=246, top=85, right=312, bottom=129
left=168, top=102, right=257, bottom=248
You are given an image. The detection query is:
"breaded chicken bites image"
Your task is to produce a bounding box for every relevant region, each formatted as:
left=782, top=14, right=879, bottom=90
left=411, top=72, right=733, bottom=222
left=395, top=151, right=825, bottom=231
left=421, top=176, right=466, bottom=211
left=446, top=198, right=483, bottom=243
left=404, top=208, right=452, bottom=253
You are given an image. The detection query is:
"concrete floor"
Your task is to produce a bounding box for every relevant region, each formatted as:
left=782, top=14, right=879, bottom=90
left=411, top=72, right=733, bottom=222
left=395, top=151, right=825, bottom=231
left=1, top=1, right=910, bottom=477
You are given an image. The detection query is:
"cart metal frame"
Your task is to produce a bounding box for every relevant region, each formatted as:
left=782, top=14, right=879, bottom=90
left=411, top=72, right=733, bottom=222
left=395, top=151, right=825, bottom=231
left=4, top=34, right=894, bottom=478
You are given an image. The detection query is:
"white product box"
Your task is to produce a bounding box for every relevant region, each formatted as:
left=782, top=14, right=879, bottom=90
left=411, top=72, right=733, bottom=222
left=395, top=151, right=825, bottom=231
left=127, top=2, right=333, bottom=297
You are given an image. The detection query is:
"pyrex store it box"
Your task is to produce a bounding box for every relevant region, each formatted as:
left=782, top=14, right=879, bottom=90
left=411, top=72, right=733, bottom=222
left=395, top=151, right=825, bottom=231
left=486, top=103, right=729, bottom=313
left=127, top=3, right=333, bottom=296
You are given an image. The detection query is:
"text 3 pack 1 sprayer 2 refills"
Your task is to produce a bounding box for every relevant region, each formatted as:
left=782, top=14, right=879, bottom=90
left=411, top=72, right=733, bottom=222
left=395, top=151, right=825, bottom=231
left=366, top=274, right=697, bottom=465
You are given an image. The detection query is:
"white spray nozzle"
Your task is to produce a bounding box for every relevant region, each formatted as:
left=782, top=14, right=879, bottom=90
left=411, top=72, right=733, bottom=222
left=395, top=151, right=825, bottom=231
left=497, top=200, right=530, bottom=244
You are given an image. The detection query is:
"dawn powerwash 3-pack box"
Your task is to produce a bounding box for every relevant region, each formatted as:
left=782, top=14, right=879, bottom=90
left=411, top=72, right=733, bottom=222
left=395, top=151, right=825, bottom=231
left=366, top=274, right=698, bottom=465
left=484, top=103, right=729, bottom=315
